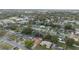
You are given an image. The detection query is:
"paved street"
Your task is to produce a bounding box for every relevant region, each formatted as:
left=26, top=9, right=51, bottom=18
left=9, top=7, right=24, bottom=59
left=0, top=31, right=29, bottom=50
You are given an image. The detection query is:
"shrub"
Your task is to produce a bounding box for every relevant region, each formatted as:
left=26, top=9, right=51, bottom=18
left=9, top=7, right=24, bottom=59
left=51, top=35, right=59, bottom=44
left=24, top=40, right=33, bottom=49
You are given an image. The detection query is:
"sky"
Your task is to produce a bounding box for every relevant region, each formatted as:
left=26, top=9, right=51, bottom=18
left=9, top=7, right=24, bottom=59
left=0, top=0, right=79, bottom=9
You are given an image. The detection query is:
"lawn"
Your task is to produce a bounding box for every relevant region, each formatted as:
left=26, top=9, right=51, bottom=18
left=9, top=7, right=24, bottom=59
left=0, top=40, right=13, bottom=50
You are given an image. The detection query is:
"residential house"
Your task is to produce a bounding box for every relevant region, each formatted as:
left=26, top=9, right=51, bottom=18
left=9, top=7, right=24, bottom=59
left=40, top=41, right=52, bottom=48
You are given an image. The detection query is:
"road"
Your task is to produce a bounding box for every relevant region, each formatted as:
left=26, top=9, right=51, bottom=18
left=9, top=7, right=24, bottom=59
left=1, top=31, right=29, bottom=50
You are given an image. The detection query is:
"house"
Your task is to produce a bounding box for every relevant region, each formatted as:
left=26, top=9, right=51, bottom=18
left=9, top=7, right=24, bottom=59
left=68, top=32, right=79, bottom=41
left=23, top=16, right=29, bottom=20
left=1, top=19, right=15, bottom=24
left=17, top=20, right=28, bottom=25
left=40, top=41, right=52, bottom=48
left=9, top=17, right=24, bottom=22
left=0, top=21, right=3, bottom=25
left=75, top=29, right=79, bottom=35
left=40, top=25, right=45, bottom=29
left=9, top=17, right=18, bottom=19
left=31, top=33, right=42, bottom=49
left=75, top=21, right=79, bottom=25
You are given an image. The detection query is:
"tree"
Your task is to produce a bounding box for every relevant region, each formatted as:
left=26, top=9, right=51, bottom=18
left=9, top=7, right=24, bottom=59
left=51, top=35, right=59, bottom=44
left=7, top=23, right=18, bottom=30
left=65, top=37, right=75, bottom=48
left=51, top=23, right=61, bottom=29
left=64, top=24, right=74, bottom=30
left=21, top=18, right=33, bottom=35
left=24, top=40, right=33, bottom=49
left=43, top=34, right=52, bottom=41
left=21, top=27, right=33, bottom=35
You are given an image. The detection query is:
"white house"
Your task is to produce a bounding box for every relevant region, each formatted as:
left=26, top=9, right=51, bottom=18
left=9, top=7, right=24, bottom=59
left=40, top=41, right=52, bottom=48
left=75, top=29, right=79, bottom=35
